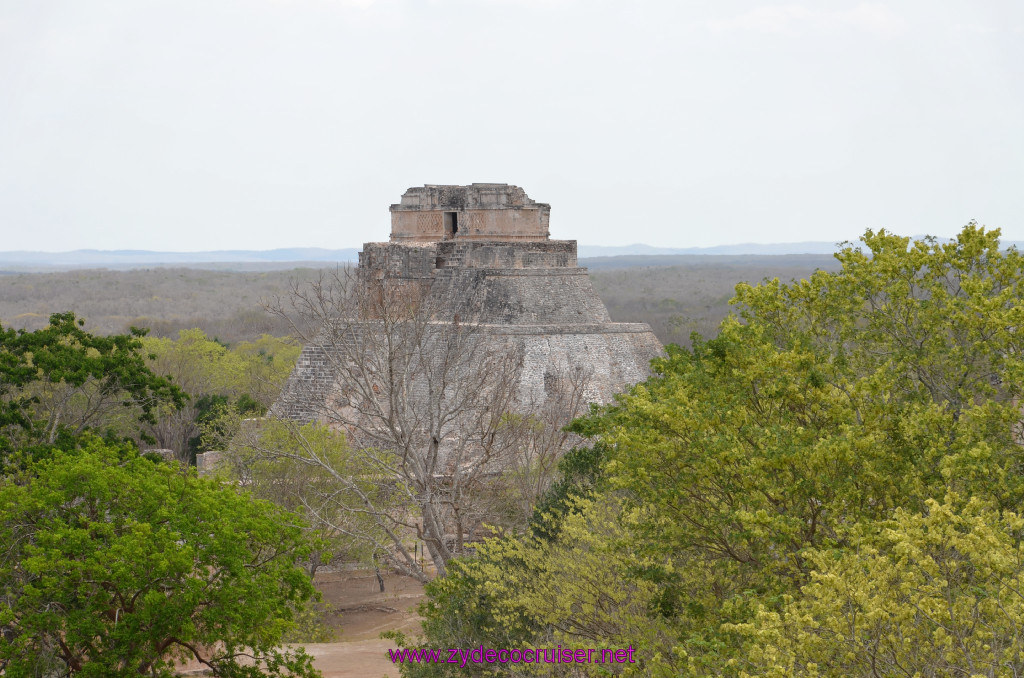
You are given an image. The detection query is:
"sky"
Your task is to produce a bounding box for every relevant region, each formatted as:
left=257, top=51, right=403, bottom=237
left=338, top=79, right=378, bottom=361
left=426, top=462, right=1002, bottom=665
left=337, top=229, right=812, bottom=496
left=1, top=1, right=1022, bottom=252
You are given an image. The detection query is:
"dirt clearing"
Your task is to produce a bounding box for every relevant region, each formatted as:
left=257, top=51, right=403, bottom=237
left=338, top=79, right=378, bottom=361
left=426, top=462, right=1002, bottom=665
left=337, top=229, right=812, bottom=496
left=305, top=570, right=426, bottom=678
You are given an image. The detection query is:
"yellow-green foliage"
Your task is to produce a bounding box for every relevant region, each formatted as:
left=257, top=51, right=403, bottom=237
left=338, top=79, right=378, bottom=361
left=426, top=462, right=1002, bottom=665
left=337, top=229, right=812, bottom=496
left=410, top=497, right=679, bottom=676
left=736, top=497, right=1024, bottom=677
left=138, top=329, right=300, bottom=457
left=409, top=224, right=1024, bottom=677
left=142, top=329, right=299, bottom=407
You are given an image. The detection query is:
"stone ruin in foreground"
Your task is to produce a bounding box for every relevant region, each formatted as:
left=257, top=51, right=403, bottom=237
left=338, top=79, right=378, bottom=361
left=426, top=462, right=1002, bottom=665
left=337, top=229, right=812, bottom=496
left=270, top=183, right=663, bottom=426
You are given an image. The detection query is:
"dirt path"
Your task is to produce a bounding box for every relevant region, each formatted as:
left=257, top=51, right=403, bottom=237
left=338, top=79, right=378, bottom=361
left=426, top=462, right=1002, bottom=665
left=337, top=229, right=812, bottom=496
left=307, top=570, right=426, bottom=678
left=302, top=639, right=404, bottom=678
left=175, top=570, right=426, bottom=677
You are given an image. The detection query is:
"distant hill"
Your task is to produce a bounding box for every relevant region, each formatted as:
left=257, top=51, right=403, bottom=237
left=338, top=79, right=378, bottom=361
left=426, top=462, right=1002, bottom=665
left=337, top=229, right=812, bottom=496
left=2, top=240, right=1021, bottom=272
left=579, top=253, right=839, bottom=271
left=0, top=248, right=360, bottom=272
left=576, top=242, right=847, bottom=257
left=577, top=239, right=1024, bottom=258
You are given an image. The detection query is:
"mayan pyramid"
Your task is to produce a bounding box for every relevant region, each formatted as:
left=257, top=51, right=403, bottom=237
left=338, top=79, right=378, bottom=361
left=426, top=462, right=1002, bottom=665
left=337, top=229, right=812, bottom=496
left=271, top=183, right=663, bottom=423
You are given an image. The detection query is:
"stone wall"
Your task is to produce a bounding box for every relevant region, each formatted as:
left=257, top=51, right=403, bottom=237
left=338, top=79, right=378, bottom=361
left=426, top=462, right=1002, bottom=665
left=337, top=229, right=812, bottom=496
left=390, top=184, right=550, bottom=242
left=428, top=269, right=612, bottom=325
left=196, top=450, right=225, bottom=475
left=506, top=325, right=661, bottom=405
left=435, top=240, right=576, bottom=269
left=272, top=343, right=337, bottom=422
left=271, top=320, right=661, bottom=425
left=359, top=242, right=437, bottom=278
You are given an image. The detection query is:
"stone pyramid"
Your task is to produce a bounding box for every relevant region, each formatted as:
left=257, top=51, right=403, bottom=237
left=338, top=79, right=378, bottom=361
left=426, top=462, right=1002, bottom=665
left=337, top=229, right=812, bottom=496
left=271, top=184, right=662, bottom=423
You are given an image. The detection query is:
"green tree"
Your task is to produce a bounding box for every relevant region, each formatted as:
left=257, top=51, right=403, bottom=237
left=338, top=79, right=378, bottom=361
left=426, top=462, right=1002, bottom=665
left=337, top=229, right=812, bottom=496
left=0, top=436, right=321, bottom=677
left=0, top=312, right=185, bottom=463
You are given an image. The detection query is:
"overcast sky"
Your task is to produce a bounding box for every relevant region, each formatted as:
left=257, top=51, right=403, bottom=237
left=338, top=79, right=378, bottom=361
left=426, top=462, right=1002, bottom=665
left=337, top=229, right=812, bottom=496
left=1, top=1, right=1021, bottom=252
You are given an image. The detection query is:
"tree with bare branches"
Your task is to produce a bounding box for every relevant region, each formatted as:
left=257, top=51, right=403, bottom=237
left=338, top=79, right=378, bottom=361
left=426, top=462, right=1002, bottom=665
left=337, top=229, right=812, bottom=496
left=247, top=268, right=587, bottom=580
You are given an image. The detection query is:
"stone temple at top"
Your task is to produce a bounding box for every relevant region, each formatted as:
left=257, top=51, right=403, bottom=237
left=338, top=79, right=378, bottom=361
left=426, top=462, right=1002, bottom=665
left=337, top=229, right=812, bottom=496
left=271, top=183, right=662, bottom=422
left=389, top=184, right=550, bottom=242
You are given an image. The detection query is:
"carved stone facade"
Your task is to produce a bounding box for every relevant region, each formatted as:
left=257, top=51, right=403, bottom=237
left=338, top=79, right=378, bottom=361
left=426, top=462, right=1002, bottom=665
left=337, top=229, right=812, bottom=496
left=272, top=184, right=662, bottom=421
left=390, top=183, right=550, bottom=242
